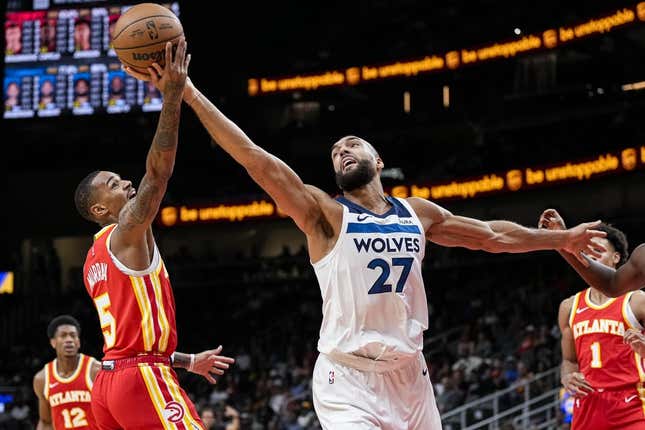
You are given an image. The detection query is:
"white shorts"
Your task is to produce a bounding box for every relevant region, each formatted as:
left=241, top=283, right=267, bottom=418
left=313, top=352, right=442, bottom=430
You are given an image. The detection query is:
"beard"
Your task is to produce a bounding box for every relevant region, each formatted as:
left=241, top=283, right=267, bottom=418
left=335, top=159, right=377, bottom=192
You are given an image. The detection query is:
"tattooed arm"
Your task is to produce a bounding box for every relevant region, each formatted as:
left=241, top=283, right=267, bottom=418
left=111, top=40, right=190, bottom=265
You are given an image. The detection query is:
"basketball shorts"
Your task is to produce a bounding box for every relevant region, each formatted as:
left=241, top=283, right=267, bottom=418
left=313, top=351, right=442, bottom=430
left=92, top=359, right=204, bottom=430
left=571, top=386, right=645, bottom=430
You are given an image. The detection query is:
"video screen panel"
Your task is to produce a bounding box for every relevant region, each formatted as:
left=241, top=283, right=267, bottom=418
left=4, top=1, right=180, bottom=119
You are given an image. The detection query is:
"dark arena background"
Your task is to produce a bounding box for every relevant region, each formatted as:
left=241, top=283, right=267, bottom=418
left=2, top=0, right=645, bottom=429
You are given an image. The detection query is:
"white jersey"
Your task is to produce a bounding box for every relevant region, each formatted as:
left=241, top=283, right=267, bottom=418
left=313, top=196, right=428, bottom=361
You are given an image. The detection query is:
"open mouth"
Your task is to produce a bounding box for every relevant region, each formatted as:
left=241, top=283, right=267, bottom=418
left=342, top=157, right=357, bottom=172
left=128, top=188, right=137, bottom=199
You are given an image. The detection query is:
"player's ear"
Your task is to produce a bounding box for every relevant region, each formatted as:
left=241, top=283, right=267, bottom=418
left=90, top=203, right=108, bottom=219
left=613, top=252, right=621, bottom=266
left=49, top=338, right=56, bottom=349
left=376, top=156, right=384, bottom=170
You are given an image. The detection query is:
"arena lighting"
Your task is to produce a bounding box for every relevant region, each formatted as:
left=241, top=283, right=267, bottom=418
left=248, top=3, right=645, bottom=95
left=157, top=146, right=645, bottom=226
left=0, top=272, right=14, bottom=294
left=622, top=80, right=645, bottom=91
left=514, top=28, right=522, bottom=35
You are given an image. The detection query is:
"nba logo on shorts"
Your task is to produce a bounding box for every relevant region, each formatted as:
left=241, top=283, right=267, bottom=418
left=328, top=370, right=335, bottom=384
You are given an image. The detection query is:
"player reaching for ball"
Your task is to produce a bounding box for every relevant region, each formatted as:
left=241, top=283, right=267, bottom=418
left=74, top=39, right=234, bottom=429
left=539, top=211, right=645, bottom=430
left=126, top=60, right=608, bottom=428
left=127, top=57, right=613, bottom=430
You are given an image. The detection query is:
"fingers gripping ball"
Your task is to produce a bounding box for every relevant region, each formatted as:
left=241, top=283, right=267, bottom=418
left=112, top=3, right=183, bottom=74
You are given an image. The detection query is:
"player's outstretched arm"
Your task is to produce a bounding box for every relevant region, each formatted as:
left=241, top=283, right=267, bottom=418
left=181, top=79, right=325, bottom=235
left=560, top=245, right=645, bottom=297
left=408, top=198, right=606, bottom=264
left=33, top=369, right=53, bottom=430
left=558, top=298, right=593, bottom=397
left=172, top=346, right=235, bottom=384
left=113, top=40, right=188, bottom=244
left=539, top=209, right=645, bottom=297
left=123, top=69, right=332, bottom=236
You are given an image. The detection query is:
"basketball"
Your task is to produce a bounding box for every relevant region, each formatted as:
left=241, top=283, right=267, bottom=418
left=111, top=3, right=183, bottom=74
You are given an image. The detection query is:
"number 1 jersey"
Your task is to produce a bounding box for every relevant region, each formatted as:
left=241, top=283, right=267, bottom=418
left=570, top=288, right=645, bottom=390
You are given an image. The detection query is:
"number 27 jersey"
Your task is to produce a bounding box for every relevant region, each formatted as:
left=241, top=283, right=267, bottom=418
left=312, top=197, right=428, bottom=360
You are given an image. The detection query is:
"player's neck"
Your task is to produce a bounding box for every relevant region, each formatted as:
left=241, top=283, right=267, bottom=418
left=343, top=181, right=390, bottom=214
left=588, top=288, right=611, bottom=305
left=56, top=354, right=81, bottom=377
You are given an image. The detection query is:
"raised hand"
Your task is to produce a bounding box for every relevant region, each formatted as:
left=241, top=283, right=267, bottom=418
left=538, top=208, right=566, bottom=230
left=124, top=38, right=191, bottom=102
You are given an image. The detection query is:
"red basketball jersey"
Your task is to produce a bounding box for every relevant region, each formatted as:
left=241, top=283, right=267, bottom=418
left=570, top=288, right=645, bottom=390
left=44, top=354, right=95, bottom=430
left=83, top=224, right=177, bottom=360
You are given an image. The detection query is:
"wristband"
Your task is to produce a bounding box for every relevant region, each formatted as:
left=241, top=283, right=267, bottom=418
left=188, top=353, right=195, bottom=372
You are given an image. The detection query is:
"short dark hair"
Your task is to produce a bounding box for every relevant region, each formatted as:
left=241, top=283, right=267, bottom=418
left=597, top=223, right=629, bottom=266
left=74, top=170, right=100, bottom=222
left=47, top=315, right=81, bottom=339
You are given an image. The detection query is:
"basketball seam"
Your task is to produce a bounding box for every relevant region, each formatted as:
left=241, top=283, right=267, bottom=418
left=113, top=13, right=179, bottom=41
left=114, top=32, right=184, bottom=51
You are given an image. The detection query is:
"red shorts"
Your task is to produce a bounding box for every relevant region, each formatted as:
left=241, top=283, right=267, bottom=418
left=91, top=357, right=204, bottom=430
left=571, top=387, right=645, bottom=430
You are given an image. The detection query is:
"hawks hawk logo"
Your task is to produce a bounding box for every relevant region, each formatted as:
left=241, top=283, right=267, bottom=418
left=163, top=401, right=185, bottom=423
left=146, top=20, right=159, bottom=40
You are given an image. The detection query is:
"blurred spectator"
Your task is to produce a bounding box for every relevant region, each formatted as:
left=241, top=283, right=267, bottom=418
left=200, top=405, right=240, bottom=430
left=436, top=374, right=465, bottom=413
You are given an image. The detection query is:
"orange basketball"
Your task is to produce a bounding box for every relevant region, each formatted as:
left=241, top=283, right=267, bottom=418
left=111, top=3, right=183, bottom=74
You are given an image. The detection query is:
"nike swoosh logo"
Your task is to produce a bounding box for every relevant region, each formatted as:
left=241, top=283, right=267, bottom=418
left=625, top=395, right=638, bottom=403
left=357, top=215, right=370, bottom=222
left=422, top=368, right=428, bottom=376
left=576, top=307, right=589, bottom=314
left=49, top=383, right=59, bottom=388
